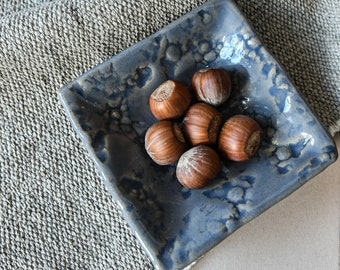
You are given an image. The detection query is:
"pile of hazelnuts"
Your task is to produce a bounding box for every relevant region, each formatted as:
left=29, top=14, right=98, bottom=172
left=144, top=67, right=262, bottom=189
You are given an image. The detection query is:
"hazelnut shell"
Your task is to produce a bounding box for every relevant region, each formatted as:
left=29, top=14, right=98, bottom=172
left=176, top=145, right=221, bottom=189
left=145, top=120, right=187, bottom=165
left=218, top=115, right=262, bottom=161
left=182, top=103, right=222, bottom=146
left=149, top=80, right=191, bottom=120
left=192, top=67, right=231, bottom=106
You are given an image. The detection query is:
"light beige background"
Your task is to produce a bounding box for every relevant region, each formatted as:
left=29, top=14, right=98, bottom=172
left=194, top=133, right=340, bottom=270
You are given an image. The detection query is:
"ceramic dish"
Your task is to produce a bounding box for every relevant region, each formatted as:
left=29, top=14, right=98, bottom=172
left=59, top=0, right=338, bottom=269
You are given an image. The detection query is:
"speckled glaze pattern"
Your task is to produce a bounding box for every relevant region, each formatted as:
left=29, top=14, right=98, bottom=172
left=59, top=0, right=338, bottom=269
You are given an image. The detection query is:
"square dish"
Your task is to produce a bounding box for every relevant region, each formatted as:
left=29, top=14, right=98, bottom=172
left=59, top=0, right=338, bottom=269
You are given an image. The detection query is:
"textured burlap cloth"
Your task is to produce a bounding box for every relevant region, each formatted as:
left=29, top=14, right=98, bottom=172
left=1, top=0, right=339, bottom=269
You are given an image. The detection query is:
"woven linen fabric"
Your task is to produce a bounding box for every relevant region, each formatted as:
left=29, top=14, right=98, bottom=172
left=0, top=0, right=339, bottom=269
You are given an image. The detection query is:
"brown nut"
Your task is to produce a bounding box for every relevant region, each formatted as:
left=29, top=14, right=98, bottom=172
left=145, top=120, right=187, bottom=165
left=149, top=80, right=191, bottom=120
left=176, top=145, right=221, bottom=189
left=218, top=115, right=262, bottom=162
left=192, top=67, right=231, bottom=106
left=182, top=103, right=222, bottom=146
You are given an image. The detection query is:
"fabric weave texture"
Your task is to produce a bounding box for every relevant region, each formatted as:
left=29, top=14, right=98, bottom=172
left=0, top=0, right=339, bottom=269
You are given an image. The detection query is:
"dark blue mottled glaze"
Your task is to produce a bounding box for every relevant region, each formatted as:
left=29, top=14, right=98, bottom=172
left=59, top=0, right=338, bottom=269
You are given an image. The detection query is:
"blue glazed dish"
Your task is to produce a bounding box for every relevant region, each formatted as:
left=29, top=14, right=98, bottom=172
left=59, top=0, right=338, bottom=269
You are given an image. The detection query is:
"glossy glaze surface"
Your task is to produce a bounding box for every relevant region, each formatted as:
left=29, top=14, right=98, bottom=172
left=59, top=0, right=337, bottom=269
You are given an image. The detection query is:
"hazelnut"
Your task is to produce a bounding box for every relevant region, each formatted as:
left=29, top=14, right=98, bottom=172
left=192, top=67, right=231, bottom=106
left=176, top=145, right=221, bottom=189
left=149, top=80, right=191, bottom=120
left=218, top=115, right=262, bottom=161
left=182, top=103, right=222, bottom=146
left=145, top=120, right=187, bottom=165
